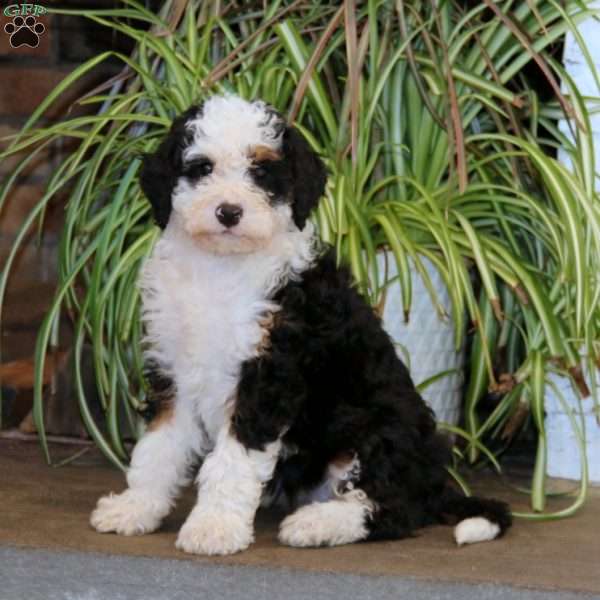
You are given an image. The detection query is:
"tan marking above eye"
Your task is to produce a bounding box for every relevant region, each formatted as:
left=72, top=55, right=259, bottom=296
left=249, top=145, right=282, bottom=163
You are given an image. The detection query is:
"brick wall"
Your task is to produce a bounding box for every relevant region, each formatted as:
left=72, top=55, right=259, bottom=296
left=0, top=2, right=131, bottom=364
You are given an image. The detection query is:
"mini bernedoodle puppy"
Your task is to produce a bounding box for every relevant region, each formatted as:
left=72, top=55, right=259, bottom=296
left=91, top=94, right=511, bottom=555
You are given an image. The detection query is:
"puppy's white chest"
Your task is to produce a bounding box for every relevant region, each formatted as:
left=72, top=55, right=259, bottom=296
left=167, top=275, right=268, bottom=369
left=140, top=236, right=279, bottom=441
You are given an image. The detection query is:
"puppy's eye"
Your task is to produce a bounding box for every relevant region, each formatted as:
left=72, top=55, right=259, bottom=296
left=183, top=159, right=213, bottom=179
left=252, top=165, right=268, bottom=178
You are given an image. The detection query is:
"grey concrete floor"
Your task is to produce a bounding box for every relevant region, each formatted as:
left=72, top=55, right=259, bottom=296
left=3, top=546, right=599, bottom=600
left=1, top=438, right=600, bottom=599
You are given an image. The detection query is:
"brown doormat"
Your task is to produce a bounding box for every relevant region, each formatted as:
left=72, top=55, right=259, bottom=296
left=1, top=438, right=598, bottom=594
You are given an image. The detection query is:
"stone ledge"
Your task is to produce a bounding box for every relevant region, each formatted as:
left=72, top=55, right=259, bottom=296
left=1, top=546, right=594, bottom=600
left=1, top=439, right=599, bottom=597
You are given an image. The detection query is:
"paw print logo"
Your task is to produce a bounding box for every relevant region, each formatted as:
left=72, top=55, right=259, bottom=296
left=4, top=15, right=45, bottom=49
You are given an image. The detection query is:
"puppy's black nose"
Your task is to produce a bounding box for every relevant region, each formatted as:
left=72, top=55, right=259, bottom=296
left=215, top=203, right=243, bottom=228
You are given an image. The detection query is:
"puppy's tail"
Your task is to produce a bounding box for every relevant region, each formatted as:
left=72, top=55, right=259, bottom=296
left=437, top=486, right=512, bottom=546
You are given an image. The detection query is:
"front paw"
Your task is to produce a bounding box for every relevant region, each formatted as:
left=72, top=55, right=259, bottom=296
left=176, top=509, right=253, bottom=555
left=90, top=490, right=164, bottom=536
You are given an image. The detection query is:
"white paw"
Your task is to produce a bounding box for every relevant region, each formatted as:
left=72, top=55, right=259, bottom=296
left=176, top=510, right=253, bottom=556
left=279, top=499, right=369, bottom=548
left=90, top=490, right=164, bottom=536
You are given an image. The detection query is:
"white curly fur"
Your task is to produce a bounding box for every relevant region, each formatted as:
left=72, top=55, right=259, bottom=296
left=279, top=490, right=375, bottom=548
left=454, top=517, right=501, bottom=546
left=176, top=425, right=281, bottom=555
left=90, top=95, right=316, bottom=554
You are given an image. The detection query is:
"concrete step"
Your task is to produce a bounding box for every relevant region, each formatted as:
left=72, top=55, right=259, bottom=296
left=1, top=439, right=599, bottom=599
left=2, top=545, right=596, bottom=600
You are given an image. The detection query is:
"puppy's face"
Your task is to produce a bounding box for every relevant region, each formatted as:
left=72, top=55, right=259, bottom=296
left=139, top=95, right=327, bottom=255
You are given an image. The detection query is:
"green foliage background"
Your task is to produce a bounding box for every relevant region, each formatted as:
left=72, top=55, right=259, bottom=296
left=1, top=0, right=599, bottom=517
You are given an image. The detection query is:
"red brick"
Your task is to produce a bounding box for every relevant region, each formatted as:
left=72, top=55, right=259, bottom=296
left=0, top=183, right=64, bottom=236
left=0, top=14, right=53, bottom=59
left=0, top=235, right=58, bottom=299
left=1, top=277, right=57, bottom=331
left=0, top=64, right=117, bottom=119
left=0, top=123, right=53, bottom=179
left=0, top=183, right=44, bottom=235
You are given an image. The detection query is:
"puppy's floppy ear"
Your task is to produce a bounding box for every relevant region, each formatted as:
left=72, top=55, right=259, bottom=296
left=282, top=125, right=327, bottom=230
left=139, top=105, right=201, bottom=229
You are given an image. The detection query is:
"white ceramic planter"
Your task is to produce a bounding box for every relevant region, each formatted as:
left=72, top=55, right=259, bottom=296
left=545, top=365, right=600, bottom=484
left=558, top=0, right=600, bottom=174
left=376, top=251, right=464, bottom=425
left=549, top=7, right=600, bottom=484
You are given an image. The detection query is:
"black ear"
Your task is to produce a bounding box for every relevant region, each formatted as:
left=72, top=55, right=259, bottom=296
left=139, top=105, right=201, bottom=229
left=282, top=126, right=327, bottom=230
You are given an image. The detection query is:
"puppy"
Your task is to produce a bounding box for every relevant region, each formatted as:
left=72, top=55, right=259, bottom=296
left=90, top=94, right=511, bottom=555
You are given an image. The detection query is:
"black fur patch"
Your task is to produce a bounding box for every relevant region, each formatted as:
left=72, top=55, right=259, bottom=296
left=139, top=105, right=201, bottom=229
left=248, top=155, right=293, bottom=205
left=232, top=247, right=512, bottom=541
left=248, top=125, right=327, bottom=231
left=282, top=127, right=327, bottom=230
left=139, top=361, right=175, bottom=422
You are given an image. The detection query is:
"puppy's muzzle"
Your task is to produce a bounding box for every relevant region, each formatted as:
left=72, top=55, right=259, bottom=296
left=215, top=203, right=243, bottom=228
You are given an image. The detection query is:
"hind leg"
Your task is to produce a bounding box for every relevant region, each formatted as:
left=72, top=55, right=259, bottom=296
left=278, top=453, right=375, bottom=547
left=278, top=427, right=453, bottom=548
left=278, top=452, right=416, bottom=548
left=278, top=474, right=419, bottom=547
left=279, top=489, right=375, bottom=547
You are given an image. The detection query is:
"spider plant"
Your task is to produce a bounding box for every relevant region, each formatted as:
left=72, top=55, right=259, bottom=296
left=1, top=0, right=599, bottom=518
left=279, top=0, right=600, bottom=517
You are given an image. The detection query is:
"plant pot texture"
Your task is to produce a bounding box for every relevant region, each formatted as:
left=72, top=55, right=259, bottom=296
left=550, top=11, right=600, bottom=485
left=545, top=366, right=600, bottom=484
left=377, top=251, right=464, bottom=426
